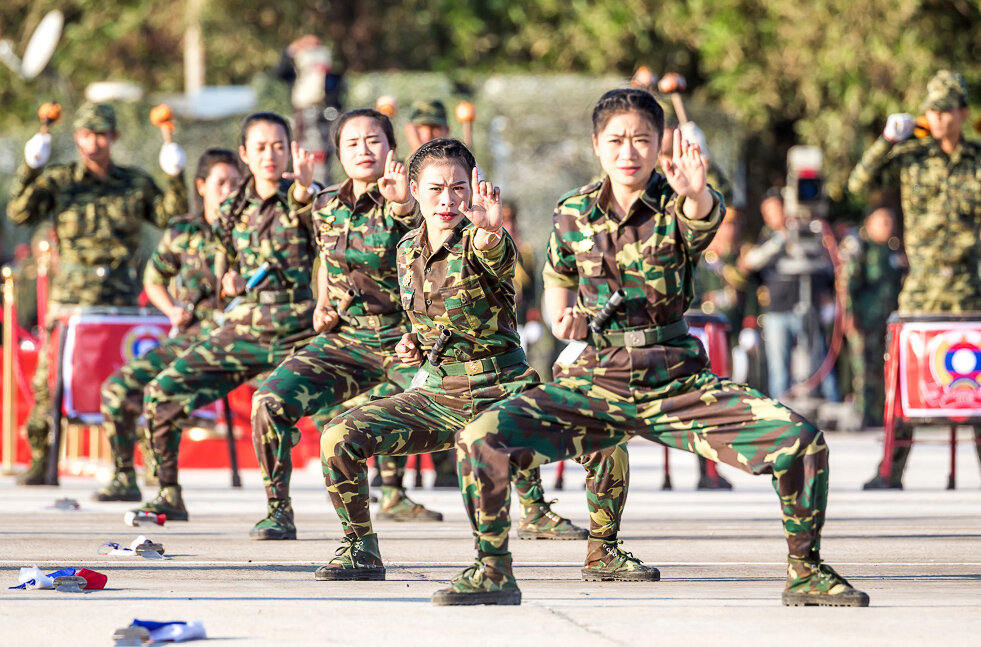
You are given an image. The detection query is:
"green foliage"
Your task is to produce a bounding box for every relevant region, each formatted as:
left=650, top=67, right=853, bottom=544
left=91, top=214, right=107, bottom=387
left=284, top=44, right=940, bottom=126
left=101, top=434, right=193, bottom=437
left=1, top=0, right=977, bottom=195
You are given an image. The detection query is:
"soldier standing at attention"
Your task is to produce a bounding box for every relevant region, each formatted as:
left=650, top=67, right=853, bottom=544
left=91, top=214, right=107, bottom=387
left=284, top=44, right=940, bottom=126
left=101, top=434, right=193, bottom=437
left=137, top=113, right=317, bottom=520
left=840, top=207, right=905, bottom=429
left=442, top=88, right=868, bottom=607
left=848, top=70, right=981, bottom=488
left=7, top=102, right=188, bottom=485
left=92, top=149, right=241, bottom=502
left=316, top=139, right=608, bottom=582
left=248, top=108, right=441, bottom=539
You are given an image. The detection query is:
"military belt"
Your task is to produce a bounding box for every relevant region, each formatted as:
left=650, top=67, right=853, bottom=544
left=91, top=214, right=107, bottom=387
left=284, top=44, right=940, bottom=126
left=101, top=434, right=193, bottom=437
left=589, top=319, right=689, bottom=348
left=424, top=347, right=526, bottom=377
left=250, top=287, right=314, bottom=305
left=340, top=311, right=406, bottom=330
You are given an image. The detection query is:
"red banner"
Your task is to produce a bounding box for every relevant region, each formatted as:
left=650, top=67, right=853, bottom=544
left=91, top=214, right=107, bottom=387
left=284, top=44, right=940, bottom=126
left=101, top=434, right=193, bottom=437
left=899, top=322, right=981, bottom=418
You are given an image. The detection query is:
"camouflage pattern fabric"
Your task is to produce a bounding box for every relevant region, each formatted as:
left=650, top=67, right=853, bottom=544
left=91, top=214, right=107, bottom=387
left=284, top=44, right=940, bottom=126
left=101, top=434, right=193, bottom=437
left=847, top=136, right=981, bottom=313
left=455, top=173, right=831, bottom=561
left=101, top=213, right=221, bottom=473
left=251, top=180, right=420, bottom=500
left=143, top=214, right=222, bottom=330
left=841, top=234, right=905, bottom=425
left=321, top=220, right=624, bottom=538
left=693, top=246, right=747, bottom=343
left=144, top=179, right=316, bottom=486
left=7, top=157, right=187, bottom=470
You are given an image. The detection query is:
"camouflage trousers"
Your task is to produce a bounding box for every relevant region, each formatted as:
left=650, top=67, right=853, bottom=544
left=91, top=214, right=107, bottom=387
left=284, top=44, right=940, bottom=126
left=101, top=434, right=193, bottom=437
left=321, top=362, right=627, bottom=539
left=457, top=368, right=828, bottom=558
left=144, top=323, right=315, bottom=486
left=100, top=321, right=216, bottom=473
left=251, top=325, right=415, bottom=501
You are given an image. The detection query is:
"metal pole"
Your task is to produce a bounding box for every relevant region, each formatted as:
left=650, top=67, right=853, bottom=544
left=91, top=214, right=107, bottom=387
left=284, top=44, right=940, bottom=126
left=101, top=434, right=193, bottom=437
left=2, top=266, right=16, bottom=473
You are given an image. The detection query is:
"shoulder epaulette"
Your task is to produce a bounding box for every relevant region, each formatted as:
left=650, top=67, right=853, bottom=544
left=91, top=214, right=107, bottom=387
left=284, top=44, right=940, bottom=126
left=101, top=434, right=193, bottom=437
left=558, top=179, right=603, bottom=206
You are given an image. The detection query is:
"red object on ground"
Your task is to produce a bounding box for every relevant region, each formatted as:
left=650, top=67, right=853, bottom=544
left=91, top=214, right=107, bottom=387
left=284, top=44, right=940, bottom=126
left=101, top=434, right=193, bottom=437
left=75, top=568, right=107, bottom=590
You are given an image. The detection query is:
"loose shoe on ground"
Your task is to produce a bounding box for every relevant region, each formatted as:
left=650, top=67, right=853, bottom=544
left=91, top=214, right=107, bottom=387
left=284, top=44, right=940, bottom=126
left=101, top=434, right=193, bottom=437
left=137, top=485, right=188, bottom=521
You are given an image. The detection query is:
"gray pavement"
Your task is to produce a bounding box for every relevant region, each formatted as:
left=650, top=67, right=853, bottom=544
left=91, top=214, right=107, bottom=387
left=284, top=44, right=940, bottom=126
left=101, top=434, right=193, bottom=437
left=2, top=430, right=980, bottom=646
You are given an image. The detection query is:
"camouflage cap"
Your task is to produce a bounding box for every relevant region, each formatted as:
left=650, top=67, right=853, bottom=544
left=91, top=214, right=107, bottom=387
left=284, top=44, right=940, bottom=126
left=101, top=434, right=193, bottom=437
left=73, top=102, right=117, bottom=132
left=921, top=70, right=968, bottom=112
left=409, top=99, right=448, bottom=127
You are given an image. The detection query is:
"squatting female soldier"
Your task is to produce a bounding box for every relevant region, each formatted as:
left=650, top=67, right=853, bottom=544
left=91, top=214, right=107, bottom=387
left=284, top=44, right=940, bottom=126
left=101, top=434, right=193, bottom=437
left=94, top=148, right=241, bottom=503
left=137, top=112, right=317, bottom=521
left=316, top=139, right=624, bottom=582
left=442, top=88, right=869, bottom=607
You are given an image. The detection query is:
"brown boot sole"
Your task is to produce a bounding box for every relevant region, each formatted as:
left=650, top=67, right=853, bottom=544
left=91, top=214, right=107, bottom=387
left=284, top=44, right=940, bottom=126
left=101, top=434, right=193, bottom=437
left=782, top=590, right=870, bottom=607
left=517, top=528, right=588, bottom=540
left=249, top=527, right=297, bottom=540
left=92, top=491, right=142, bottom=502
left=581, top=567, right=661, bottom=582
left=431, top=588, right=521, bottom=606
left=315, top=566, right=385, bottom=581
left=377, top=511, right=444, bottom=522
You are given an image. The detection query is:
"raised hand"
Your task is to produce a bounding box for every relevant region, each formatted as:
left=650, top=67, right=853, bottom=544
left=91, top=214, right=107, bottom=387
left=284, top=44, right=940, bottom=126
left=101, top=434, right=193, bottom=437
left=378, top=149, right=411, bottom=204
left=460, top=166, right=502, bottom=233
left=662, top=128, right=707, bottom=199
left=284, top=141, right=316, bottom=190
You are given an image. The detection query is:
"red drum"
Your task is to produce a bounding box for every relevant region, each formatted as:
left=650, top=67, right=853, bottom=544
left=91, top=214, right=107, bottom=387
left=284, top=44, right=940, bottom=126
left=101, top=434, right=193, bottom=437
left=881, top=313, right=981, bottom=485
left=56, top=307, right=172, bottom=423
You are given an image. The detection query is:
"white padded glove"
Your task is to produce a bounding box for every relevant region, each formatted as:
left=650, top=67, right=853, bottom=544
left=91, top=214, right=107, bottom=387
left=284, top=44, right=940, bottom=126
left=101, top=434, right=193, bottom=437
left=159, top=142, right=186, bottom=176
left=679, top=121, right=710, bottom=158
left=737, top=327, right=760, bottom=352
left=24, top=133, right=51, bottom=169
left=883, top=113, right=914, bottom=143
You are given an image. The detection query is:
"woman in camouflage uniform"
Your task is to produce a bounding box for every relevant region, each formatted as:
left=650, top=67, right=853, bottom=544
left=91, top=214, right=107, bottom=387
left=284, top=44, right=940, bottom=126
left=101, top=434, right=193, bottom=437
left=137, top=113, right=318, bottom=521
left=93, top=149, right=241, bottom=502
left=438, top=88, right=869, bottom=607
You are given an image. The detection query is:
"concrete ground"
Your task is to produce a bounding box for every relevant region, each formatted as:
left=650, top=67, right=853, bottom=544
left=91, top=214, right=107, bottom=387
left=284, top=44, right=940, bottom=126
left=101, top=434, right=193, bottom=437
left=2, top=430, right=979, bottom=646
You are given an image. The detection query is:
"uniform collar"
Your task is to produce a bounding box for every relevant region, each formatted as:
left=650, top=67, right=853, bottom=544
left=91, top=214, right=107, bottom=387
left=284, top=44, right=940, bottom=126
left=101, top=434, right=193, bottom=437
left=411, top=218, right=469, bottom=261
left=590, top=172, right=667, bottom=222
left=337, top=179, right=384, bottom=210
left=243, top=177, right=290, bottom=207
left=72, top=160, right=121, bottom=184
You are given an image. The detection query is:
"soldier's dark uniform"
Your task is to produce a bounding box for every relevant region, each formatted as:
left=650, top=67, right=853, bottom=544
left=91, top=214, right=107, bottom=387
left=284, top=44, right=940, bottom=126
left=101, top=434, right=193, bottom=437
left=94, top=214, right=221, bottom=501
left=445, top=173, right=866, bottom=606
left=848, top=70, right=981, bottom=485
left=5, top=103, right=187, bottom=484
left=139, top=178, right=316, bottom=518
left=248, top=180, right=424, bottom=538
left=316, top=219, right=609, bottom=580
left=841, top=230, right=905, bottom=427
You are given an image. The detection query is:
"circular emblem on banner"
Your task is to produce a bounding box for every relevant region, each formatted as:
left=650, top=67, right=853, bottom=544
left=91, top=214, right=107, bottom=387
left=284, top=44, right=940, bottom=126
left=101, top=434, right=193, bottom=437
left=121, top=324, right=167, bottom=361
left=928, top=330, right=981, bottom=391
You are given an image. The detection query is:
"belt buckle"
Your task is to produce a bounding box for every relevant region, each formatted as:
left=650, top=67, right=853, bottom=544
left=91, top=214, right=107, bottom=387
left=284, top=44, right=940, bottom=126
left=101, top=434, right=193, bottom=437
left=623, top=330, right=647, bottom=347
left=367, top=315, right=378, bottom=328
left=465, top=360, right=482, bottom=375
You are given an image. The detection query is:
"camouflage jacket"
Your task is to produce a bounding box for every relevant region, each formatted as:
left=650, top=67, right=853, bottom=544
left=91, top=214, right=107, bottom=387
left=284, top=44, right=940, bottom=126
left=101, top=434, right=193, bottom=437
left=6, top=161, right=187, bottom=306
left=212, top=178, right=316, bottom=335
left=143, top=213, right=221, bottom=332
left=841, top=233, right=905, bottom=329
left=398, top=219, right=521, bottom=363
left=848, top=136, right=981, bottom=312
left=308, top=180, right=417, bottom=318
left=543, top=173, right=724, bottom=394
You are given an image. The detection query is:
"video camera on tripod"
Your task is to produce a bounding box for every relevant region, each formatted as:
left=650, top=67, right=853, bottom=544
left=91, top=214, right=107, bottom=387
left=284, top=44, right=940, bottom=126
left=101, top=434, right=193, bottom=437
left=777, top=146, right=831, bottom=278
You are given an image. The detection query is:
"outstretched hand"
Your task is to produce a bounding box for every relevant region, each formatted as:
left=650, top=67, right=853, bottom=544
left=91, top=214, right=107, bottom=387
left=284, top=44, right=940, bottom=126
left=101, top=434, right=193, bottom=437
left=662, top=128, right=707, bottom=199
left=378, top=150, right=411, bottom=204
left=460, top=167, right=502, bottom=233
